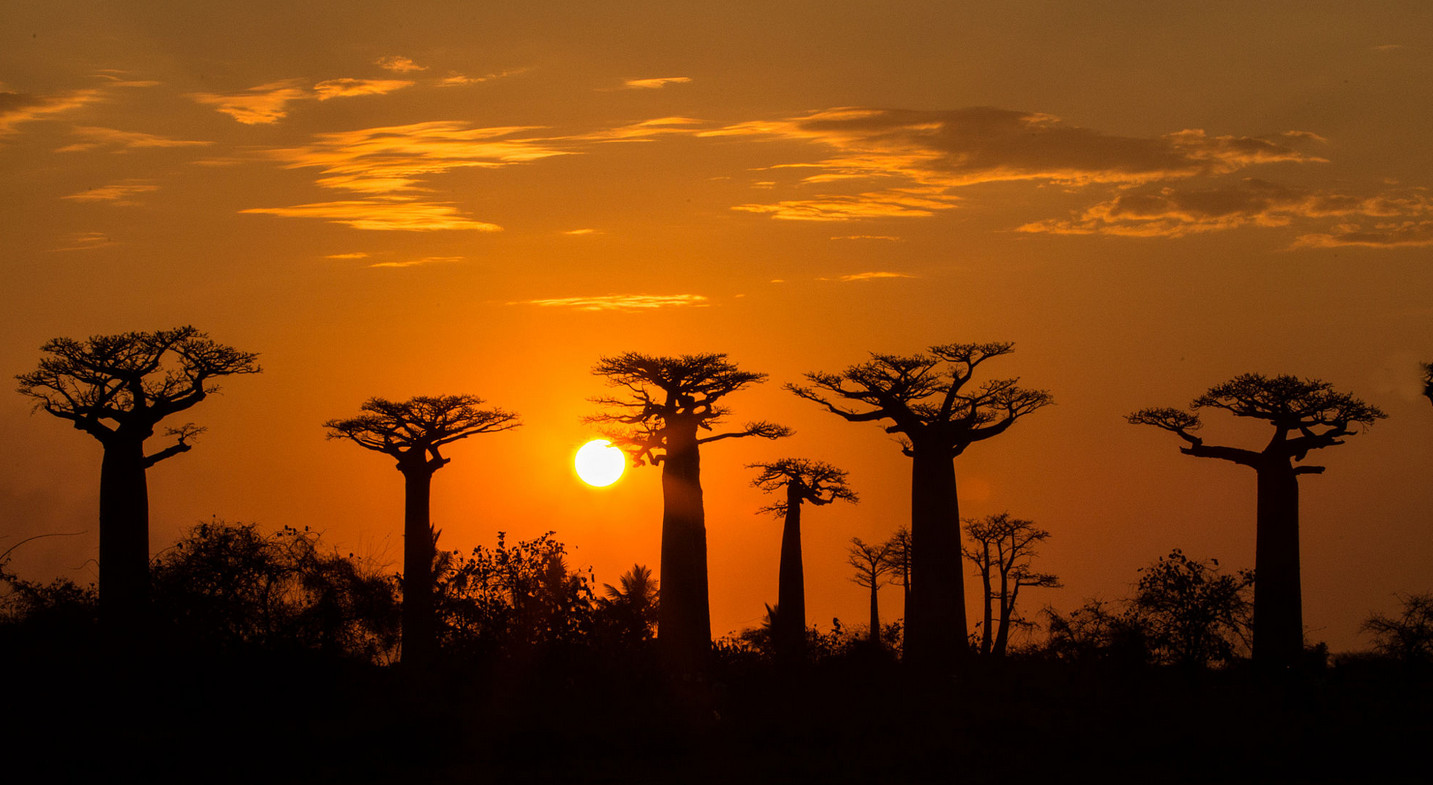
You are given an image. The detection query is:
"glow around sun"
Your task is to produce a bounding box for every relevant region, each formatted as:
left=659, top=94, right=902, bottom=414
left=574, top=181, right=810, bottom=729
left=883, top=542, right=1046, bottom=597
left=574, top=439, right=626, bottom=487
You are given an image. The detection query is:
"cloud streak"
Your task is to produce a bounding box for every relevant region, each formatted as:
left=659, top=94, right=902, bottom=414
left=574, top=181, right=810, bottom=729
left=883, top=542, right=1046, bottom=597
left=57, top=126, right=211, bottom=152
left=62, top=181, right=159, bottom=204
left=622, top=77, right=692, bottom=89
left=241, top=201, right=501, bottom=231
left=0, top=88, right=103, bottom=135
left=511, top=294, right=710, bottom=311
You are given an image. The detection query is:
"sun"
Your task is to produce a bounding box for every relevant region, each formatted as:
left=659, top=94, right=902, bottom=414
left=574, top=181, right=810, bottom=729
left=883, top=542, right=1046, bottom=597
left=574, top=438, right=626, bottom=487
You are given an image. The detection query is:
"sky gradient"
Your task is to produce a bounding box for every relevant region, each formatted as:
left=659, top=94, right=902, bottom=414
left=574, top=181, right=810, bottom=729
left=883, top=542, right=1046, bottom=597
left=3, top=1, right=1431, bottom=651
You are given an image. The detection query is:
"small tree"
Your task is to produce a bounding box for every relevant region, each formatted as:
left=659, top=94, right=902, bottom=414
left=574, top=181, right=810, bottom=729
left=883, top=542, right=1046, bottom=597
left=1362, top=593, right=1433, bottom=664
left=15, top=326, right=260, bottom=634
left=749, top=458, right=857, bottom=661
left=1131, top=549, right=1253, bottom=668
left=597, top=564, right=659, bottom=646
left=1130, top=374, right=1383, bottom=668
left=962, top=512, right=1060, bottom=656
left=848, top=537, right=894, bottom=645
left=791, top=342, right=1051, bottom=666
left=588, top=352, right=789, bottom=672
left=325, top=395, right=518, bottom=664
left=1421, top=363, right=1433, bottom=407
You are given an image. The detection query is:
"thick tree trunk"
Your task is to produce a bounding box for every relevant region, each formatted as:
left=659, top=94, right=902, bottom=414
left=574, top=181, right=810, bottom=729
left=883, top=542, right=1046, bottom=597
left=906, top=447, right=967, bottom=667
left=1253, top=462, right=1302, bottom=668
left=775, top=487, right=805, bottom=660
left=658, top=425, right=711, bottom=672
left=98, top=437, right=151, bottom=640
left=401, top=468, right=437, bottom=665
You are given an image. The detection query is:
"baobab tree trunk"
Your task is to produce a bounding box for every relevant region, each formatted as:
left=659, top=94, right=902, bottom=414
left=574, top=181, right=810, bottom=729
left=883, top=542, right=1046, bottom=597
left=659, top=426, right=711, bottom=672
left=907, top=447, right=967, bottom=667
left=868, top=579, right=881, bottom=645
left=977, top=544, right=994, bottom=656
left=98, top=437, right=151, bottom=640
left=401, top=468, right=437, bottom=665
left=1254, top=463, right=1303, bottom=668
left=993, top=572, right=1013, bottom=657
left=776, top=484, right=805, bottom=660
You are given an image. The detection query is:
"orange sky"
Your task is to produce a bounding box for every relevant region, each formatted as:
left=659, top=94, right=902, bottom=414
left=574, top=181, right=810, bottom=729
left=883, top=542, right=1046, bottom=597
left=3, top=2, right=1431, bottom=652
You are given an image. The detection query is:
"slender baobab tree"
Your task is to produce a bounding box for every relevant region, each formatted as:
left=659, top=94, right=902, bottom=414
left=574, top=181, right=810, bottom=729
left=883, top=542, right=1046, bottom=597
left=749, top=458, right=857, bottom=661
left=961, top=512, right=1060, bottom=657
left=1421, top=362, right=1433, bottom=407
left=588, top=352, right=789, bottom=672
left=848, top=537, right=895, bottom=645
left=15, top=326, right=260, bottom=634
left=790, top=342, right=1052, bottom=666
left=1129, top=373, right=1384, bottom=668
left=325, top=395, right=518, bottom=664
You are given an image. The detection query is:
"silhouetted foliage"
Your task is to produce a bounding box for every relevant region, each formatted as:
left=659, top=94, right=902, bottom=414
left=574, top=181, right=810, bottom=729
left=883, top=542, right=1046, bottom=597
left=325, top=395, right=519, bottom=665
left=962, top=512, right=1060, bottom=657
left=432, top=531, right=597, bottom=654
left=1422, top=362, right=1433, bottom=407
left=1131, top=548, right=1253, bottom=668
left=749, top=458, right=857, bottom=662
left=14, top=326, right=260, bottom=635
left=1042, top=599, right=1152, bottom=666
left=150, top=520, right=399, bottom=660
left=588, top=352, right=789, bottom=672
left=597, top=563, right=659, bottom=646
left=0, top=565, right=97, bottom=644
left=848, top=537, right=895, bottom=645
left=1130, top=373, right=1384, bottom=668
left=791, top=342, right=1052, bottom=666
left=1362, top=592, right=1433, bottom=664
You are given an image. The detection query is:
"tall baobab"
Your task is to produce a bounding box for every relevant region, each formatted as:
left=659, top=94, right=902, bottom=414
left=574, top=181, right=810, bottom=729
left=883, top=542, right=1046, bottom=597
left=749, top=458, right=857, bottom=661
left=325, top=395, right=519, bottom=664
left=1129, top=373, right=1384, bottom=668
left=961, top=512, right=1060, bottom=656
left=588, top=353, right=789, bottom=672
left=848, top=537, right=894, bottom=645
left=790, top=342, right=1052, bottom=666
left=1421, top=362, right=1432, bottom=407
left=15, top=326, right=260, bottom=634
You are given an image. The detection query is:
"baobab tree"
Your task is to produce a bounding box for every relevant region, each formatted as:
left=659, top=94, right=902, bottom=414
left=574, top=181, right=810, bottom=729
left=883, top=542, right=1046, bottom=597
left=848, top=537, right=894, bottom=645
left=1421, top=363, right=1432, bottom=407
left=15, top=326, right=260, bottom=634
left=790, top=342, right=1052, bottom=666
left=749, top=458, right=857, bottom=661
left=882, top=526, right=913, bottom=638
left=588, top=352, right=789, bottom=672
left=961, top=512, right=1060, bottom=657
left=325, top=395, right=519, bottom=664
left=1129, top=373, right=1384, bottom=668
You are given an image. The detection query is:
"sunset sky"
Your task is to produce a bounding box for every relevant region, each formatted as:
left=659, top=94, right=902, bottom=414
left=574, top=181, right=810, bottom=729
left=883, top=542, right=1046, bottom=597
left=3, top=2, right=1431, bottom=652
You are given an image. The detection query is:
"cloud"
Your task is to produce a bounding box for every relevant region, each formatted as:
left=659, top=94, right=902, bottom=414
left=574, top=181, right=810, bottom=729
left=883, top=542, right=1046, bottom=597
left=510, top=294, right=710, bottom=311
left=831, top=235, right=902, bottom=241
left=92, top=70, right=160, bottom=88
left=376, top=56, right=426, bottom=73
left=49, top=231, right=115, bottom=252
left=57, top=126, right=211, bottom=152
left=312, top=78, right=413, bottom=101
left=242, top=201, right=501, bottom=231
left=369, top=256, right=464, bottom=268
left=0, top=88, right=103, bottom=135
left=707, top=106, right=1326, bottom=222
left=821, top=271, right=917, bottom=282
left=622, top=77, right=692, bottom=89
left=1294, top=221, right=1433, bottom=249
left=1019, top=179, right=1433, bottom=238
left=563, top=228, right=597, bottom=235
left=325, top=252, right=369, bottom=259
left=190, top=80, right=310, bottom=125
left=62, top=181, right=159, bottom=205
left=437, top=68, right=529, bottom=87
left=576, top=116, right=704, bottom=142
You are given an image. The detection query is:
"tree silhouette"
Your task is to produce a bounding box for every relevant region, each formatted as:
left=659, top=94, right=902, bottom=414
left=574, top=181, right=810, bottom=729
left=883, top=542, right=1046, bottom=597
left=848, top=537, right=894, bottom=645
left=598, top=564, right=659, bottom=646
left=1421, top=363, right=1433, bottom=407
left=749, top=458, right=857, bottom=661
left=14, top=326, right=260, bottom=635
left=961, top=512, right=1060, bottom=656
left=790, top=342, right=1052, bottom=666
left=1362, top=592, right=1433, bottom=664
left=325, top=395, right=518, bottom=664
left=1132, top=549, right=1253, bottom=668
left=588, top=352, right=789, bottom=672
left=1129, top=374, right=1384, bottom=668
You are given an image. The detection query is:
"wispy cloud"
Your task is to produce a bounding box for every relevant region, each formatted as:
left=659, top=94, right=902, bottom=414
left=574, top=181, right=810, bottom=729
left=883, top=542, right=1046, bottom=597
left=437, top=68, right=529, bottom=87
left=376, top=56, right=426, bottom=73
left=325, top=252, right=370, bottom=259
left=49, top=231, right=115, bottom=252
left=0, top=88, right=103, bottom=135
left=190, top=80, right=309, bottom=125
left=831, top=235, right=901, bottom=241
left=1294, top=221, right=1433, bottom=249
left=622, top=76, right=692, bottom=89
left=241, top=201, right=501, bottom=231
left=57, top=126, right=211, bottom=153
left=369, top=256, right=464, bottom=268
left=563, top=228, right=597, bottom=235
left=820, top=271, right=917, bottom=282
left=62, top=181, right=159, bottom=205
left=510, top=294, right=710, bottom=311
left=312, top=78, right=413, bottom=101
left=1019, top=179, right=1433, bottom=239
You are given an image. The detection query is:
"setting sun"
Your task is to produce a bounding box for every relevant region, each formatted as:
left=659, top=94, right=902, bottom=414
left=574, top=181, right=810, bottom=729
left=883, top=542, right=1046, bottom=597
left=574, top=438, right=626, bottom=487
